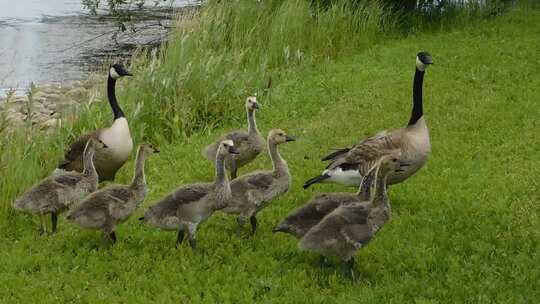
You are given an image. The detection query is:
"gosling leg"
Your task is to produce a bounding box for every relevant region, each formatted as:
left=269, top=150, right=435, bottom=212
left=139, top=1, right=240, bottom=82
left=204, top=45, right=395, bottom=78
left=51, top=212, right=58, bottom=234
left=342, top=258, right=357, bottom=281
left=249, top=215, right=257, bottom=235
left=176, top=229, right=185, bottom=248
left=38, top=214, right=47, bottom=235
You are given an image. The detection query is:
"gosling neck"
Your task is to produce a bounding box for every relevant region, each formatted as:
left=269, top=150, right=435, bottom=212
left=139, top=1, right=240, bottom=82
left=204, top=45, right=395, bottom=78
left=407, top=67, right=425, bottom=126
left=373, top=170, right=391, bottom=207
left=82, top=149, right=97, bottom=179
left=268, top=141, right=287, bottom=176
left=107, top=75, right=125, bottom=120
left=247, top=108, right=259, bottom=136
left=131, top=148, right=147, bottom=189
left=214, top=152, right=229, bottom=188
left=356, top=167, right=377, bottom=201
left=214, top=152, right=231, bottom=207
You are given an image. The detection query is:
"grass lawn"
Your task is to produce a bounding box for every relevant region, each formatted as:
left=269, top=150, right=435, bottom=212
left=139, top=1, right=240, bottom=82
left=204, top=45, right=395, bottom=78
left=1, top=8, right=539, bottom=303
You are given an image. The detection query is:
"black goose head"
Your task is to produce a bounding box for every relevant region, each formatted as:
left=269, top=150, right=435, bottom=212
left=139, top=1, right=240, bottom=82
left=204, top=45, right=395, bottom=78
left=416, top=52, right=433, bottom=71
left=110, top=64, right=133, bottom=80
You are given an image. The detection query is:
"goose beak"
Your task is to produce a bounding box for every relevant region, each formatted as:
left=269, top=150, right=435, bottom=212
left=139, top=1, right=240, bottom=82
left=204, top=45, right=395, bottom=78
left=229, top=146, right=240, bottom=155
left=103, top=143, right=109, bottom=149
left=285, top=135, right=296, bottom=142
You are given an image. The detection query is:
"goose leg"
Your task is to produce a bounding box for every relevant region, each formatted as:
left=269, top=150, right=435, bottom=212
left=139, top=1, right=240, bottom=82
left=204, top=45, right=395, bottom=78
left=51, top=212, right=58, bottom=233
left=342, top=258, right=357, bottom=281
left=249, top=215, right=257, bottom=235
left=176, top=229, right=185, bottom=248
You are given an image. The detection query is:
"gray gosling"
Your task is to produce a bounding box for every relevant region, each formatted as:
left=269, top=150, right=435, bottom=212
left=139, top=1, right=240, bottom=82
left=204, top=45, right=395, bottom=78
left=12, top=138, right=106, bottom=234
left=141, top=140, right=239, bottom=249
left=303, top=52, right=433, bottom=189
left=202, top=96, right=264, bottom=179
left=66, top=143, right=159, bottom=243
left=298, top=153, right=402, bottom=280
left=221, top=129, right=296, bottom=235
left=58, top=64, right=133, bottom=182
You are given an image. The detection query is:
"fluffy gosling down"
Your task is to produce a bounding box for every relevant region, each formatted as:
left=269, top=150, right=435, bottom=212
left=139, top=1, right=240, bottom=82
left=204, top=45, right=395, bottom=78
left=12, top=138, right=107, bottom=234
left=221, top=129, right=295, bottom=235
left=141, top=140, right=239, bottom=249
left=66, top=144, right=159, bottom=243
left=303, top=52, right=433, bottom=189
left=202, top=96, right=264, bottom=179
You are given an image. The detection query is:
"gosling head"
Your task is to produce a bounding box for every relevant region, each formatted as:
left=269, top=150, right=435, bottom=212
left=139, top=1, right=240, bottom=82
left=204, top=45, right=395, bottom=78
left=109, top=63, right=133, bottom=80
left=416, top=51, right=433, bottom=72
left=139, top=143, right=160, bottom=156
left=86, top=137, right=108, bottom=150
left=268, top=129, right=296, bottom=145
left=245, top=96, right=259, bottom=111
left=378, top=151, right=403, bottom=176
left=218, top=140, right=240, bottom=156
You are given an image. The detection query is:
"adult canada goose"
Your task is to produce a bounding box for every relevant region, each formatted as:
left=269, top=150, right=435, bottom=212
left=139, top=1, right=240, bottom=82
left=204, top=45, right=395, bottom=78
left=221, top=129, right=295, bottom=235
left=202, top=96, right=264, bottom=179
left=303, top=52, right=433, bottom=189
left=12, top=138, right=106, bottom=233
left=141, top=140, right=238, bottom=249
left=298, top=154, right=401, bottom=280
left=66, top=144, right=158, bottom=243
left=58, top=64, right=133, bottom=182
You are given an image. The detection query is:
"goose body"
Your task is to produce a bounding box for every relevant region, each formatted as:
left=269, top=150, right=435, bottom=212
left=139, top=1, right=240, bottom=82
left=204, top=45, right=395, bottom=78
left=303, top=52, right=433, bottom=189
left=58, top=64, right=133, bottom=182
left=141, top=140, right=238, bottom=249
left=67, top=144, right=158, bottom=243
left=203, top=97, right=264, bottom=179
left=221, top=129, right=295, bottom=234
left=12, top=138, right=105, bottom=233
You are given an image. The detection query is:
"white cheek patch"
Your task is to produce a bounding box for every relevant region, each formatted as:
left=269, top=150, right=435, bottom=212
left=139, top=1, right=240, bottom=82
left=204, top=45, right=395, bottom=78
left=416, top=57, right=426, bottom=72
left=110, top=67, right=121, bottom=79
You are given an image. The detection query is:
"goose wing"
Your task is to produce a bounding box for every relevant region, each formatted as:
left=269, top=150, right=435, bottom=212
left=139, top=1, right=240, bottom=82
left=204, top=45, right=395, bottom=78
left=273, top=192, right=357, bottom=238
left=324, top=130, right=403, bottom=176
left=203, top=131, right=249, bottom=160
left=159, top=184, right=211, bottom=207
left=53, top=172, right=84, bottom=187
left=58, top=130, right=101, bottom=172
left=299, top=203, right=371, bottom=257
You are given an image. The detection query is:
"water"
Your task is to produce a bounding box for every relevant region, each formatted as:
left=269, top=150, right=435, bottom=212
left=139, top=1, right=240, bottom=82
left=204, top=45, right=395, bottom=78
left=0, top=0, right=198, bottom=97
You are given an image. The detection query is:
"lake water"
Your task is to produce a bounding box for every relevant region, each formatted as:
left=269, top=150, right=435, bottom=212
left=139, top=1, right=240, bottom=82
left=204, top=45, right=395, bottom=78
left=0, top=0, right=197, bottom=97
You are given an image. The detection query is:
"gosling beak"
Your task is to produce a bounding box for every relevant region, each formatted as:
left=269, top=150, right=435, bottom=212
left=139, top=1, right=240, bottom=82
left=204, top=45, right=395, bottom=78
left=102, top=143, right=109, bottom=149
left=229, top=146, right=240, bottom=155
left=285, top=135, right=296, bottom=142
left=252, top=103, right=260, bottom=110
left=153, top=148, right=160, bottom=154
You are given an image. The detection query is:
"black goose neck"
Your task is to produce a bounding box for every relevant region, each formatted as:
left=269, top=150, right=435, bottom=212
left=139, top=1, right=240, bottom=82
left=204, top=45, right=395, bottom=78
left=107, top=75, right=125, bottom=120
left=408, top=68, right=425, bottom=126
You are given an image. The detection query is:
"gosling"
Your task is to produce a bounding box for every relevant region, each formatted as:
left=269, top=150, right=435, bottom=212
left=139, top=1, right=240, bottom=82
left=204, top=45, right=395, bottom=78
left=12, top=138, right=106, bottom=233
left=221, top=129, right=295, bottom=235
left=66, top=144, right=159, bottom=243
left=141, top=140, right=239, bottom=249
left=202, top=96, right=264, bottom=179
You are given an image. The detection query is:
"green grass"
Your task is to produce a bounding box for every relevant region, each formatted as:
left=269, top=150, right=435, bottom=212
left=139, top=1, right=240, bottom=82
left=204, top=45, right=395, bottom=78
left=1, top=6, right=540, bottom=304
